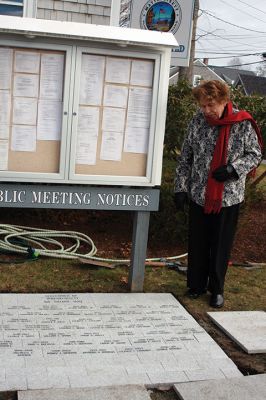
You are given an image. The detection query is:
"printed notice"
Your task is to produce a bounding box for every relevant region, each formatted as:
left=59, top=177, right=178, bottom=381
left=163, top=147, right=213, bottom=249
left=0, top=125, right=9, bottom=140
left=106, top=57, right=131, bottom=84
left=77, top=106, right=99, bottom=133
left=76, top=106, right=99, bottom=165
left=40, top=53, right=64, bottom=100
left=100, top=131, right=123, bottom=161
left=124, top=126, right=149, bottom=154
left=37, top=100, right=62, bottom=140
left=0, top=140, right=9, bottom=170
left=130, top=60, right=154, bottom=87
left=13, top=97, right=38, bottom=125
left=13, top=74, right=39, bottom=98
left=126, top=87, right=152, bottom=129
left=0, top=91, right=11, bottom=125
left=124, top=87, right=152, bottom=154
left=76, top=135, right=98, bottom=165
left=102, top=107, right=125, bottom=132
left=103, top=84, right=128, bottom=108
left=0, top=48, right=12, bottom=90
left=79, top=54, right=105, bottom=106
left=11, top=125, right=36, bottom=152
left=14, top=51, right=40, bottom=74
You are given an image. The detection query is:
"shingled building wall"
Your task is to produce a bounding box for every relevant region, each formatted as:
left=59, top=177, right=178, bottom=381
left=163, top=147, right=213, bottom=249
left=36, top=0, right=111, bottom=25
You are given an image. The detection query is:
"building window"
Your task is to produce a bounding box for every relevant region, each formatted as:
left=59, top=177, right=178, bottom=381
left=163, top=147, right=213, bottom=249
left=0, top=1, right=36, bottom=17
left=0, top=1, right=23, bottom=16
left=193, top=74, right=202, bottom=87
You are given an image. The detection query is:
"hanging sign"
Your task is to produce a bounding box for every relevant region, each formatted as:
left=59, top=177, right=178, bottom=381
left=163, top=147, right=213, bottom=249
left=130, top=0, right=195, bottom=67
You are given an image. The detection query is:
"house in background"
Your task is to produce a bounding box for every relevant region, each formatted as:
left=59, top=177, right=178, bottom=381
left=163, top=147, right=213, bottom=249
left=208, top=65, right=255, bottom=85
left=234, top=74, right=266, bottom=96
left=0, top=0, right=112, bottom=25
left=192, top=59, right=224, bottom=86
left=169, top=58, right=265, bottom=96
left=191, top=59, right=257, bottom=87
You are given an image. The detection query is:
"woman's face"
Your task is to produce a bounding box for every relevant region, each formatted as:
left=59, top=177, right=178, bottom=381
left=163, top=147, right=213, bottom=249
left=199, top=98, right=227, bottom=119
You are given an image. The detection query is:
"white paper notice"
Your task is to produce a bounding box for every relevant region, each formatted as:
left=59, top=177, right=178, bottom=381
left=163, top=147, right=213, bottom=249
left=106, top=57, right=130, bottom=84
left=13, top=74, right=39, bottom=98
left=102, top=107, right=125, bottom=132
left=124, top=87, right=152, bottom=154
left=124, top=126, right=149, bottom=154
left=13, top=97, right=38, bottom=125
left=0, top=48, right=12, bottom=90
left=126, top=87, right=152, bottom=129
left=0, top=140, right=9, bottom=170
left=0, top=125, right=9, bottom=139
left=75, top=106, right=99, bottom=165
left=130, top=60, right=154, bottom=87
left=100, top=131, right=123, bottom=161
left=40, top=54, right=64, bottom=100
left=103, top=84, right=128, bottom=108
left=11, top=125, right=36, bottom=152
left=0, top=91, right=11, bottom=125
left=77, top=106, right=99, bottom=133
left=37, top=100, right=63, bottom=140
left=79, top=54, right=105, bottom=106
left=14, top=51, right=40, bottom=74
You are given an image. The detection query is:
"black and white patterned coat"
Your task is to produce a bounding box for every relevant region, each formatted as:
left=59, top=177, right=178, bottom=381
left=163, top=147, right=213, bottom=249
left=174, top=110, right=262, bottom=207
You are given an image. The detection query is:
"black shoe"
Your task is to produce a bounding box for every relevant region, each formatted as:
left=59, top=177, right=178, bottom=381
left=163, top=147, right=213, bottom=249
left=210, top=294, right=224, bottom=308
left=186, top=288, right=207, bottom=299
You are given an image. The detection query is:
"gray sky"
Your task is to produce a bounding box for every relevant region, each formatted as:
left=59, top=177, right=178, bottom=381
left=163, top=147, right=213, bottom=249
left=196, top=0, right=266, bottom=71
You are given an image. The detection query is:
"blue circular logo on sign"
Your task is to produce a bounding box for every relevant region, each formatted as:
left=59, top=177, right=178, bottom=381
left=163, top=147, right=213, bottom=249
left=140, top=1, right=182, bottom=34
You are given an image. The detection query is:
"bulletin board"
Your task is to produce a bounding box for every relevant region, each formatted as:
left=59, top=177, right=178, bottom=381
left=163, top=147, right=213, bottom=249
left=70, top=49, right=159, bottom=180
left=0, top=31, right=171, bottom=186
left=0, top=45, right=66, bottom=174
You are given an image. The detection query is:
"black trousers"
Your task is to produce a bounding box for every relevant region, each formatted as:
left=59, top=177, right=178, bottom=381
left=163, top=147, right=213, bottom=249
left=187, top=201, right=240, bottom=294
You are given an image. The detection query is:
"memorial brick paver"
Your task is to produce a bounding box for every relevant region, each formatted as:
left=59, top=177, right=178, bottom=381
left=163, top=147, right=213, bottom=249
left=174, top=373, right=266, bottom=400
left=0, top=293, right=242, bottom=391
left=18, top=385, right=152, bottom=400
left=208, top=311, right=266, bottom=354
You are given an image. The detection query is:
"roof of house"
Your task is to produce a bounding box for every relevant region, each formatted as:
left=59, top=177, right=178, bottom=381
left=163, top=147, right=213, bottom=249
left=208, top=65, right=255, bottom=85
left=193, top=59, right=224, bottom=81
left=235, top=74, right=266, bottom=96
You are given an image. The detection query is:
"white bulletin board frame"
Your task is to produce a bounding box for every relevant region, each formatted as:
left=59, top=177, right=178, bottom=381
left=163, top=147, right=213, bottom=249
left=68, top=47, right=162, bottom=186
left=0, top=39, right=73, bottom=182
left=0, top=16, right=176, bottom=187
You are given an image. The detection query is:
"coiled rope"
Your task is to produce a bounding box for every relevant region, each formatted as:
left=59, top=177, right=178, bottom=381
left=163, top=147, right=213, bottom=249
left=0, top=224, right=187, bottom=263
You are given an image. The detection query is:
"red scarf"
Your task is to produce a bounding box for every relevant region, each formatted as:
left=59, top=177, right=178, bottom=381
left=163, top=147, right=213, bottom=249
left=204, top=101, right=263, bottom=214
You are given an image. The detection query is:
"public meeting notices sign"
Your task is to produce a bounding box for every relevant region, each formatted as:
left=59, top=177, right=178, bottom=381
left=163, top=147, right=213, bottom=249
left=130, top=0, right=195, bottom=67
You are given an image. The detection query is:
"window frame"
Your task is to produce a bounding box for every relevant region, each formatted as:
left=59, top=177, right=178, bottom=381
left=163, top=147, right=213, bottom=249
left=0, top=0, right=36, bottom=18
left=193, top=74, right=202, bottom=87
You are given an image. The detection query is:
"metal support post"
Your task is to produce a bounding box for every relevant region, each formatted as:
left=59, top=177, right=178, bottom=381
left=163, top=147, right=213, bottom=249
left=129, top=210, right=150, bottom=292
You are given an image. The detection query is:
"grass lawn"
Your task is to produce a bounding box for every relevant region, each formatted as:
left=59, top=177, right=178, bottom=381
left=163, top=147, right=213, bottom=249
left=0, top=162, right=265, bottom=400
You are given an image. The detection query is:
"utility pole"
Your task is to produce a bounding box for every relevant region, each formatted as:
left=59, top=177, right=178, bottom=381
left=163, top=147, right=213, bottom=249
left=179, top=0, right=199, bottom=83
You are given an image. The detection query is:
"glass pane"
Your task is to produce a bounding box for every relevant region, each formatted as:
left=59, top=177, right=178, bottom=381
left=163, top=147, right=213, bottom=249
left=0, top=5, right=23, bottom=16
left=0, top=1, right=23, bottom=4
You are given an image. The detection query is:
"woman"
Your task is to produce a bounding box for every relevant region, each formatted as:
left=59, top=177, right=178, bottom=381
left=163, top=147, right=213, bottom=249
left=174, top=80, right=263, bottom=308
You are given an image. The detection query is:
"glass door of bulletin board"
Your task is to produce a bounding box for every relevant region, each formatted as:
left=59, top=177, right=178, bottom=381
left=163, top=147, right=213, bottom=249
left=0, top=41, right=72, bottom=181
left=69, top=47, right=160, bottom=185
